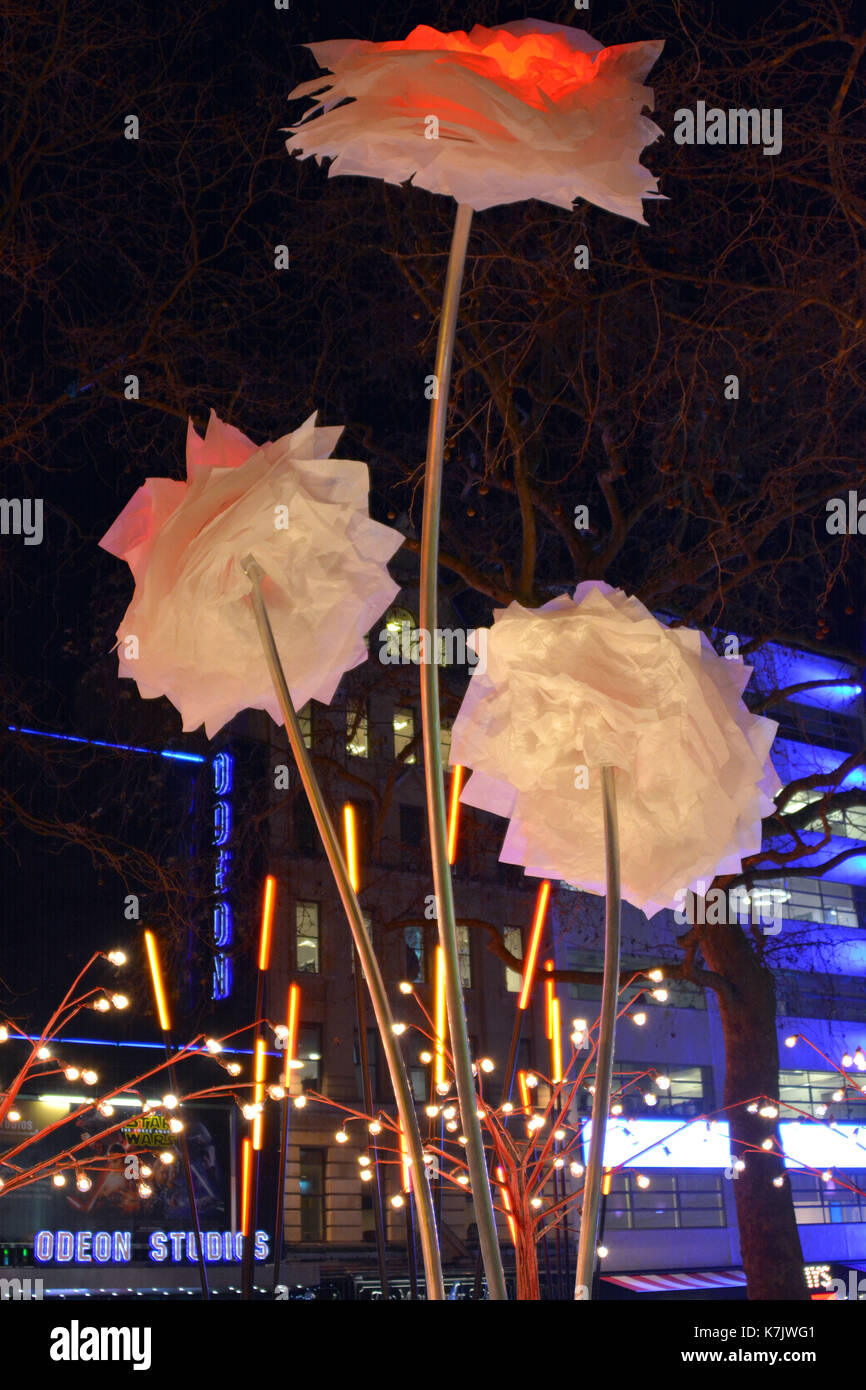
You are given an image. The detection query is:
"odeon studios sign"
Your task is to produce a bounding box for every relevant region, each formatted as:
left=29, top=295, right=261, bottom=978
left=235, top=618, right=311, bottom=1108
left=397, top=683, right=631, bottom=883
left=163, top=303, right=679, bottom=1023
left=34, top=1229, right=270, bottom=1265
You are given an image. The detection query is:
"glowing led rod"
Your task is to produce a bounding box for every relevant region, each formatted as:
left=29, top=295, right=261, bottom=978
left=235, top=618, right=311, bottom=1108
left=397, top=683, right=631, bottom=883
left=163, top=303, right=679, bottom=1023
left=550, top=998, right=563, bottom=1084
left=258, top=876, right=276, bottom=972
left=517, top=1070, right=531, bottom=1113
left=495, top=1166, right=517, bottom=1245
left=434, top=946, right=447, bottom=1088
left=342, top=804, right=359, bottom=894
left=143, top=931, right=170, bottom=1033
left=252, top=1038, right=267, bottom=1151
left=446, top=765, right=464, bottom=866
left=544, top=960, right=554, bottom=1040
left=240, top=1138, right=252, bottom=1236
left=399, top=1122, right=412, bottom=1193
left=284, top=983, right=300, bottom=1085
left=7, top=726, right=205, bottom=763
left=517, top=881, right=551, bottom=1011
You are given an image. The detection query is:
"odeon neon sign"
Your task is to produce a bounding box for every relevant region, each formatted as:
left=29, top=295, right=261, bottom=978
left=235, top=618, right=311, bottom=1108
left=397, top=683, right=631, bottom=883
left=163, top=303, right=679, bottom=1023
left=34, top=1229, right=269, bottom=1265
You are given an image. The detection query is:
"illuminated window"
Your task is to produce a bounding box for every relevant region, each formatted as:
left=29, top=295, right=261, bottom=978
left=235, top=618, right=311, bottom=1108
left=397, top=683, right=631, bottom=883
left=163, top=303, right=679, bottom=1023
left=457, top=924, right=473, bottom=988
left=779, top=1069, right=866, bottom=1121
left=346, top=700, right=369, bottom=758
left=298, top=702, right=313, bottom=750
left=504, top=927, right=523, bottom=993
left=603, top=1172, right=725, bottom=1230
left=381, top=607, right=416, bottom=662
left=393, top=707, right=416, bottom=762
left=440, top=721, right=453, bottom=767
left=296, top=902, right=320, bottom=973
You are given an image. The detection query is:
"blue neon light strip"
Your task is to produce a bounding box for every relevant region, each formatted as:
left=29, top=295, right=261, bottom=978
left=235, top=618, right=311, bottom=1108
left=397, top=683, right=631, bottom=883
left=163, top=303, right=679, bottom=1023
left=7, top=726, right=205, bottom=764
left=14, top=1033, right=273, bottom=1057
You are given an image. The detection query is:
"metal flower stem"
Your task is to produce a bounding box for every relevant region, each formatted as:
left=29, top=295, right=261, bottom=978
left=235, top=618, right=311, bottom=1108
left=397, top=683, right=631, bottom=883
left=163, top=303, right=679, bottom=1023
left=242, top=554, right=445, bottom=1301
left=575, top=764, right=621, bottom=1299
left=418, top=201, right=507, bottom=1301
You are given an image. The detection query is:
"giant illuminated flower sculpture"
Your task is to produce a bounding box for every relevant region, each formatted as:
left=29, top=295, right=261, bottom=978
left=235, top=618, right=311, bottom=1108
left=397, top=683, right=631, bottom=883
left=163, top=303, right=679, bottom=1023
left=286, top=19, right=663, bottom=221
left=99, top=409, right=402, bottom=738
left=100, top=411, right=447, bottom=1298
left=451, top=583, right=781, bottom=918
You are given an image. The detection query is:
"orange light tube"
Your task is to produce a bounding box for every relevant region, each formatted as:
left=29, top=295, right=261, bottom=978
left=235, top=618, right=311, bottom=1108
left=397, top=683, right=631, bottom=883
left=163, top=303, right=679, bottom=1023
left=285, top=983, right=300, bottom=1085
left=517, top=1069, right=531, bottom=1113
left=550, top=997, right=563, bottom=1084
left=544, top=959, right=554, bottom=1040
left=517, top=881, right=551, bottom=1011
left=434, top=946, right=446, bottom=1088
left=252, top=1037, right=267, bottom=1151
left=446, top=765, right=464, bottom=866
left=495, top=1166, right=517, bottom=1245
left=143, top=930, right=170, bottom=1033
left=399, top=1123, right=412, bottom=1193
left=602, top=1168, right=612, bottom=1197
left=343, top=803, right=359, bottom=893
left=240, top=1137, right=252, bottom=1236
left=258, top=875, right=276, bottom=972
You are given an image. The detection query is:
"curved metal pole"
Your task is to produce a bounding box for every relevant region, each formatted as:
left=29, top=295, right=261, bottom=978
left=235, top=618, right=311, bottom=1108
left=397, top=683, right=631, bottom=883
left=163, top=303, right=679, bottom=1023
left=418, top=202, right=507, bottom=1301
left=575, top=764, right=621, bottom=1299
left=242, top=555, right=445, bottom=1301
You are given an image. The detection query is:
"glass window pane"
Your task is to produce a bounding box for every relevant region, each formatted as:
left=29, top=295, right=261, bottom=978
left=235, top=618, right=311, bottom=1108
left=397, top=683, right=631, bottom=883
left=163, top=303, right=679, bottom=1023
left=346, top=699, right=369, bottom=757
left=456, top=924, right=473, bottom=988
left=296, top=1024, right=322, bottom=1091
left=393, top=707, right=416, bottom=762
left=504, top=927, right=522, bottom=993
left=299, top=1148, right=325, bottom=1241
left=296, top=901, right=320, bottom=973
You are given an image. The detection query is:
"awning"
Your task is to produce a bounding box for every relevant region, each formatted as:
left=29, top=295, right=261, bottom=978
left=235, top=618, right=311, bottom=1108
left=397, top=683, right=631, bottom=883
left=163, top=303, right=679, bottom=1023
left=602, top=1268, right=747, bottom=1294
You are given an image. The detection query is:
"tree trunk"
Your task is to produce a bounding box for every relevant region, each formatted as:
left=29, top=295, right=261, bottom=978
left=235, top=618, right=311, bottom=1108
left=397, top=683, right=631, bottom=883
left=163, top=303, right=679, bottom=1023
left=515, top=1224, right=541, bottom=1301
left=699, top=922, right=808, bottom=1300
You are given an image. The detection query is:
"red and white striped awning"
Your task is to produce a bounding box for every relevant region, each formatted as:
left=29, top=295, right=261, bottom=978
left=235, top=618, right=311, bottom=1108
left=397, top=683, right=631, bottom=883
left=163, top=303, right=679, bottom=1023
left=603, top=1268, right=746, bottom=1293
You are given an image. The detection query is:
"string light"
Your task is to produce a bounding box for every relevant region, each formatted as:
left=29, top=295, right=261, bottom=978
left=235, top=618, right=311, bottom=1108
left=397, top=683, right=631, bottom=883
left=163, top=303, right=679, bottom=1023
left=335, top=1130, right=349, bottom=1144
left=368, top=1120, right=381, bottom=1134
left=391, top=1023, right=407, bottom=1036
left=76, top=1174, right=92, bottom=1192
left=631, top=1012, right=647, bottom=1027
left=636, top=1175, right=651, bottom=1189
left=64, top=1066, right=80, bottom=1082
left=479, top=1058, right=494, bottom=1074
left=656, top=1075, right=671, bottom=1090
left=294, top=1095, right=308, bottom=1109
left=111, top=994, right=129, bottom=1010
left=52, top=1174, right=67, bottom=1187
left=106, top=950, right=127, bottom=966
left=784, top=1035, right=797, bottom=1048
left=391, top=1194, right=404, bottom=1209
left=162, top=1094, right=178, bottom=1110
left=398, top=982, right=413, bottom=995
left=648, top=969, right=664, bottom=983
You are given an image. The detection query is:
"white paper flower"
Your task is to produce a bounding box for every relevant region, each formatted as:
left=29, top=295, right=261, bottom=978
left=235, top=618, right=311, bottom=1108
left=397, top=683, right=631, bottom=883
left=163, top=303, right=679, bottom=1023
left=100, top=410, right=403, bottom=737
left=285, top=20, right=663, bottom=222
left=451, top=583, right=781, bottom=916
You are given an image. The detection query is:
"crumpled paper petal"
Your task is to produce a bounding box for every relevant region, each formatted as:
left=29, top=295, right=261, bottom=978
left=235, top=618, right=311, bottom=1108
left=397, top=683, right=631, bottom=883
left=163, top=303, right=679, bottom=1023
left=100, top=410, right=403, bottom=738
left=450, top=583, right=781, bottom=916
left=285, top=20, right=663, bottom=222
